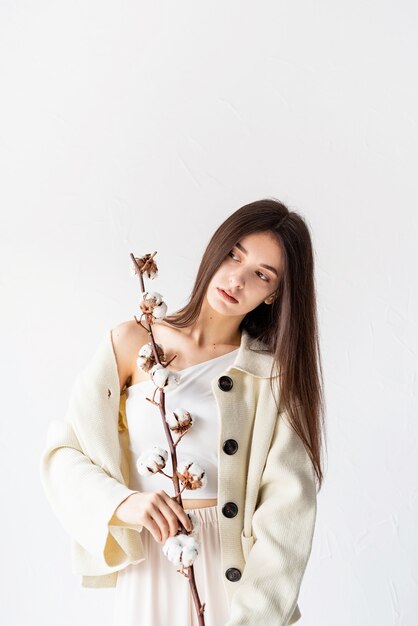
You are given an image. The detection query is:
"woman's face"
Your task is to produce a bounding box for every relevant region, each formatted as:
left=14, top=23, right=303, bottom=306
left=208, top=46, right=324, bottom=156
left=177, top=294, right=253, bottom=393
left=206, top=230, right=283, bottom=317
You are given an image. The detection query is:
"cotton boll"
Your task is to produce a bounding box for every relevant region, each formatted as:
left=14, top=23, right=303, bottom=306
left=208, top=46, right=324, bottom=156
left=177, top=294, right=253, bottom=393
left=172, top=408, right=193, bottom=427
left=147, top=291, right=163, bottom=304
left=150, top=363, right=169, bottom=388
left=136, top=446, right=168, bottom=476
left=165, top=412, right=178, bottom=430
left=162, top=536, right=183, bottom=568
left=138, top=343, right=153, bottom=358
left=139, top=291, right=167, bottom=318
left=181, top=536, right=200, bottom=567
left=162, top=534, right=200, bottom=568
left=152, top=302, right=167, bottom=319
left=136, top=343, right=153, bottom=371
left=137, top=342, right=166, bottom=373
left=176, top=460, right=207, bottom=490
left=150, top=364, right=180, bottom=390
left=142, top=290, right=163, bottom=305
left=166, top=408, right=193, bottom=433
left=136, top=355, right=147, bottom=369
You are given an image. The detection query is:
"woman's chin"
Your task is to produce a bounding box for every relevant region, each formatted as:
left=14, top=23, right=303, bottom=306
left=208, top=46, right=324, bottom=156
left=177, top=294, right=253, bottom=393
left=203, top=293, right=230, bottom=316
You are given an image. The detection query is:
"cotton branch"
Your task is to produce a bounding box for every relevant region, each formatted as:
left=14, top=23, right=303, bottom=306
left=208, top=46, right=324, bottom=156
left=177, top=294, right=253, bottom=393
left=129, top=251, right=207, bottom=626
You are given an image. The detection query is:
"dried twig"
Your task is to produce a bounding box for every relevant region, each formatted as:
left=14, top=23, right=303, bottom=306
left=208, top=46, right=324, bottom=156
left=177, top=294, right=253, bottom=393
left=129, top=251, right=206, bottom=625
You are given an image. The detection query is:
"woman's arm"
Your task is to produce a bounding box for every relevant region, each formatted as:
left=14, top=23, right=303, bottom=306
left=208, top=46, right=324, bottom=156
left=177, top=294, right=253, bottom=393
left=40, top=418, right=141, bottom=566
left=110, top=320, right=143, bottom=393
left=39, top=325, right=144, bottom=568
left=225, top=411, right=317, bottom=626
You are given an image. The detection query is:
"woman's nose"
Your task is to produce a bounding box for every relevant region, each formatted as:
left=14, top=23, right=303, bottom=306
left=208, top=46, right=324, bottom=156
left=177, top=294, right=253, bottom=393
left=229, top=273, right=244, bottom=289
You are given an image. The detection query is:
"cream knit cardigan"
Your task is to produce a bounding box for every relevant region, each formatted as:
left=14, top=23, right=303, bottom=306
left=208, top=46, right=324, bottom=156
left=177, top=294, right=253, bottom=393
left=39, top=328, right=317, bottom=626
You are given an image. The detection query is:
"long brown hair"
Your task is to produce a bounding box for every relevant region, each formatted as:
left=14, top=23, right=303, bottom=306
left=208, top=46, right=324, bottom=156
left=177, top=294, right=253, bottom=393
left=164, top=198, right=326, bottom=491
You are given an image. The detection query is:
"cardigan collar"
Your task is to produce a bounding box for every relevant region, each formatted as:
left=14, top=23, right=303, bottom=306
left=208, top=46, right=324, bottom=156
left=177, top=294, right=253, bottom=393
left=229, top=327, right=277, bottom=379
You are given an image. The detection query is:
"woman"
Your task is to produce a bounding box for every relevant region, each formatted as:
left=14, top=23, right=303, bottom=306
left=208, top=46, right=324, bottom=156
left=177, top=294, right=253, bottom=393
left=40, top=198, right=325, bottom=626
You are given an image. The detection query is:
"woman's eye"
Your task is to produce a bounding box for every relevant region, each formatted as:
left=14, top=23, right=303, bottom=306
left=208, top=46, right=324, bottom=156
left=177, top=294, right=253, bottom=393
left=256, top=271, right=269, bottom=282
left=228, top=251, right=269, bottom=282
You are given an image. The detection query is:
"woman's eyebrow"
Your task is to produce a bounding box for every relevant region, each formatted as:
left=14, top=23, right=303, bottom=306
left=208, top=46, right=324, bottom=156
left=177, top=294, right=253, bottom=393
left=235, top=242, right=279, bottom=277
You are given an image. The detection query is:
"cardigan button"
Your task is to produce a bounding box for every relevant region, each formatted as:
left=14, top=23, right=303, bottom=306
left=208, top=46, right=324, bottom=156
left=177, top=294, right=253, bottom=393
left=225, top=567, right=242, bottom=582
left=222, top=502, right=238, bottom=518
left=223, top=439, right=238, bottom=455
left=218, top=375, right=233, bottom=391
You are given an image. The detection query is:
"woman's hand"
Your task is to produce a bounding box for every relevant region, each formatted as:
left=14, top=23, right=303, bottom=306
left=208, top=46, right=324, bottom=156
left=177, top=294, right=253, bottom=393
left=114, top=490, right=193, bottom=544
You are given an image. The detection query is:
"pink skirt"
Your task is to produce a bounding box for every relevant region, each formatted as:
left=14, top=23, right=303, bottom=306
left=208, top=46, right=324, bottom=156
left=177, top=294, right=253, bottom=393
left=112, top=505, right=230, bottom=626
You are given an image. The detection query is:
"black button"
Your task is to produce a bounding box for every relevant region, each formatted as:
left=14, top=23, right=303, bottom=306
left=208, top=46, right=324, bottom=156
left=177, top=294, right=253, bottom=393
left=225, top=567, right=241, bottom=582
left=222, top=502, right=238, bottom=518
left=223, top=439, right=238, bottom=455
left=218, top=375, right=233, bottom=391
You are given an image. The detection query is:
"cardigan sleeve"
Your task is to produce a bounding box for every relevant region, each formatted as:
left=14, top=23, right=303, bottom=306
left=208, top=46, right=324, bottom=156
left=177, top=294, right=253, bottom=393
left=40, top=418, right=143, bottom=566
left=39, top=330, right=145, bottom=569
left=225, top=411, right=317, bottom=626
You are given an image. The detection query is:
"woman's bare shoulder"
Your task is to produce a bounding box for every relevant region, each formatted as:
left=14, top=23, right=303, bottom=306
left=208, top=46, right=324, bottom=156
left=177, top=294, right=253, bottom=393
left=110, top=319, right=149, bottom=392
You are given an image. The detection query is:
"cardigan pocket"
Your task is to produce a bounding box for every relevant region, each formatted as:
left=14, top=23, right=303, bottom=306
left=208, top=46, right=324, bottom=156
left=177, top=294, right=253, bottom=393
left=240, top=529, right=255, bottom=562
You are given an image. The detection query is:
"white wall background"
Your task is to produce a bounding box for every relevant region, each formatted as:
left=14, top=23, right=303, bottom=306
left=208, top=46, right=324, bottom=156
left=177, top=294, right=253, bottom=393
left=1, top=2, right=417, bottom=625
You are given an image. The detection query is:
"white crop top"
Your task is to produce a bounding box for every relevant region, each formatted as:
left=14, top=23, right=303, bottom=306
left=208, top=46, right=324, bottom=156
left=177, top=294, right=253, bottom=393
left=125, top=348, right=239, bottom=499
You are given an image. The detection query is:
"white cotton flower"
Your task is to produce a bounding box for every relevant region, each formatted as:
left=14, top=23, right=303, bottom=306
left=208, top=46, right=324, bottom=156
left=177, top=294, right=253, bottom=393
left=166, top=408, right=193, bottom=434
left=136, top=446, right=168, bottom=476
left=136, top=355, right=147, bottom=369
left=141, top=290, right=163, bottom=305
left=162, top=533, right=200, bottom=568
left=139, top=291, right=168, bottom=322
left=136, top=343, right=153, bottom=369
left=176, top=460, right=207, bottom=491
left=150, top=363, right=181, bottom=391
left=138, top=343, right=153, bottom=358
left=136, top=342, right=166, bottom=372
left=152, top=301, right=167, bottom=319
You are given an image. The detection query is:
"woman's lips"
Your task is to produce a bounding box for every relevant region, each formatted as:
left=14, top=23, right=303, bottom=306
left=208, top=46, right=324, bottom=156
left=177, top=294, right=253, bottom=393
left=217, top=288, right=238, bottom=303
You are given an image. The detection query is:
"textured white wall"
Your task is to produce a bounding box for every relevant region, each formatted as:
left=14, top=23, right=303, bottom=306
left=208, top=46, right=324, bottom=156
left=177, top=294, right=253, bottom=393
left=1, top=2, right=417, bottom=625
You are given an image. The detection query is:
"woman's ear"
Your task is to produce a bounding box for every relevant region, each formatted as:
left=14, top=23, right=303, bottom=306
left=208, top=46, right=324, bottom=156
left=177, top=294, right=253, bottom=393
left=264, top=285, right=280, bottom=305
